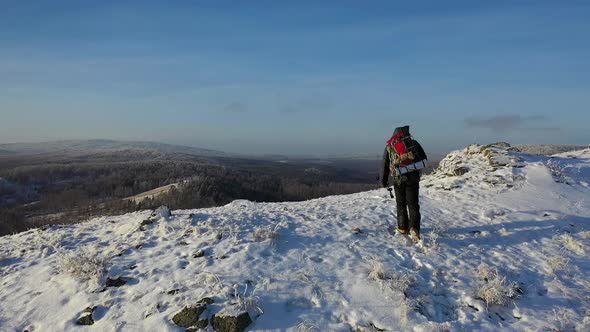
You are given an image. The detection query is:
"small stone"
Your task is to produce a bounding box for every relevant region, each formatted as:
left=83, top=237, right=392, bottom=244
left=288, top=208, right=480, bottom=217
left=179, top=241, right=189, bottom=246
left=216, top=233, right=223, bottom=240
left=352, top=227, right=363, bottom=234
left=105, top=277, right=127, bottom=288
left=212, top=312, right=252, bottom=332
left=192, top=249, right=205, bottom=258
left=167, top=289, right=180, bottom=295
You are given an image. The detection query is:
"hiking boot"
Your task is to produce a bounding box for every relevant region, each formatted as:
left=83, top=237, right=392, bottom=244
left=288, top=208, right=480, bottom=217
left=409, top=227, right=420, bottom=243
left=397, top=228, right=408, bottom=235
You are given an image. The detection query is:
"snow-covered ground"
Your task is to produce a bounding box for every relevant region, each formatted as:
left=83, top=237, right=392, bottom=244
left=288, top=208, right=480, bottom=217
left=1, top=145, right=589, bottom=331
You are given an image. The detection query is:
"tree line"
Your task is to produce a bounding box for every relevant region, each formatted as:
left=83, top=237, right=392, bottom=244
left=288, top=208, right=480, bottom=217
left=0, top=157, right=377, bottom=235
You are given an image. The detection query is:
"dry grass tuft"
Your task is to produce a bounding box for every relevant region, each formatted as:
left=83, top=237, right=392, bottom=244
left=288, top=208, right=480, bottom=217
left=475, top=263, right=520, bottom=307
left=557, top=234, right=586, bottom=255
left=253, top=224, right=281, bottom=246
left=57, top=248, right=108, bottom=284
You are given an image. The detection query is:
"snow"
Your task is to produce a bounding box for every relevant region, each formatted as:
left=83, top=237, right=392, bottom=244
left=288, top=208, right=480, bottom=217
left=124, top=184, right=181, bottom=205
left=1, top=146, right=590, bottom=331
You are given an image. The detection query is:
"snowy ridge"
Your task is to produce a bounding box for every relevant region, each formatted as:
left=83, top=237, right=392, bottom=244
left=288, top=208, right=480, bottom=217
left=1, top=146, right=589, bottom=331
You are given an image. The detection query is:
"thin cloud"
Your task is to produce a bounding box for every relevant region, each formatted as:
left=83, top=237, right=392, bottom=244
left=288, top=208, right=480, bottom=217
left=464, top=115, right=559, bottom=132
left=280, top=106, right=299, bottom=113
left=222, top=102, right=247, bottom=113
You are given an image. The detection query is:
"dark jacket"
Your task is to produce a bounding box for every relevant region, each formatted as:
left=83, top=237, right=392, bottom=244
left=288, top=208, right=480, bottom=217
left=381, top=139, right=427, bottom=187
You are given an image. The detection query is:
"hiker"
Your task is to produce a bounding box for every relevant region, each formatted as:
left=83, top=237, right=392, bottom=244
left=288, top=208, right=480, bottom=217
left=380, top=125, right=428, bottom=242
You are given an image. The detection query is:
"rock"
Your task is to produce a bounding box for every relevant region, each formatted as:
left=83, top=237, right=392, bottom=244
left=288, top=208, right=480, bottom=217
left=352, top=227, right=363, bottom=234
left=452, top=167, right=469, bottom=176
left=76, top=306, right=95, bottom=326
left=140, top=219, right=154, bottom=227
left=194, top=319, right=209, bottom=330
left=105, top=277, right=127, bottom=287
left=179, top=241, right=189, bottom=246
left=192, top=249, right=206, bottom=258
left=198, top=297, right=215, bottom=305
left=172, top=305, right=208, bottom=329
left=212, top=312, right=252, bottom=332
left=167, top=289, right=180, bottom=295
left=187, top=318, right=209, bottom=331
left=152, top=206, right=171, bottom=219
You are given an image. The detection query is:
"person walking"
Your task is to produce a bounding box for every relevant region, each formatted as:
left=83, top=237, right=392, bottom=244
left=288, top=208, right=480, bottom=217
left=380, top=125, right=428, bottom=243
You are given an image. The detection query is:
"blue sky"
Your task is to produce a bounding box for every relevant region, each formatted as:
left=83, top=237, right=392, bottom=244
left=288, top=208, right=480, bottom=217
left=1, top=1, right=589, bottom=156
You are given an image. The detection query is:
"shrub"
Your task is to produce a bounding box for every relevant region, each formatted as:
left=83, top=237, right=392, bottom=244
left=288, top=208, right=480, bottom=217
left=475, top=263, right=519, bottom=307
left=367, top=260, right=387, bottom=281
left=56, top=248, right=108, bottom=284
left=253, top=224, right=280, bottom=246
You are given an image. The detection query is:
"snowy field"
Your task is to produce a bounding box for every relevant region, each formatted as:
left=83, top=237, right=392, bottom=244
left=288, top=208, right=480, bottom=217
left=1, top=145, right=589, bottom=331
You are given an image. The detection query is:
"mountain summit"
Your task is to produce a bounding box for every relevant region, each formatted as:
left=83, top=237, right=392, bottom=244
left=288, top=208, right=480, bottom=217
left=1, top=145, right=589, bottom=331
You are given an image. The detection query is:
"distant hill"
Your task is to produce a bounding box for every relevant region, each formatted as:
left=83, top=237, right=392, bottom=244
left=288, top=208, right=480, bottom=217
left=513, top=144, right=588, bottom=156
left=0, top=149, right=17, bottom=156
left=0, top=140, right=228, bottom=158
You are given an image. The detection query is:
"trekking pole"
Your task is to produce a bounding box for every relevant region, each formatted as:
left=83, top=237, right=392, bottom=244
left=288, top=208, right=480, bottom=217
left=387, top=187, right=394, bottom=199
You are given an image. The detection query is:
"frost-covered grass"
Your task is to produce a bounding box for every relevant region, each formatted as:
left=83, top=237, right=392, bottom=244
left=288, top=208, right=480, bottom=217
left=557, top=233, right=586, bottom=255
left=296, top=320, right=318, bottom=332
left=367, top=259, right=387, bottom=281
left=427, top=223, right=449, bottom=248
left=56, top=248, right=108, bottom=284
left=232, top=284, right=264, bottom=316
left=253, top=224, right=281, bottom=246
left=475, top=263, right=519, bottom=307
left=547, top=251, right=570, bottom=274
left=552, top=308, right=577, bottom=332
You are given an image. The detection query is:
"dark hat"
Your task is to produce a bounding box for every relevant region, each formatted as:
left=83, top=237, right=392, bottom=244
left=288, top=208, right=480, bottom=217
left=393, top=125, right=410, bottom=136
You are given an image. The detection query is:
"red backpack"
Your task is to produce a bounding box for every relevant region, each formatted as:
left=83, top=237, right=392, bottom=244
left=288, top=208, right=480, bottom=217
left=386, top=126, right=427, bottom=175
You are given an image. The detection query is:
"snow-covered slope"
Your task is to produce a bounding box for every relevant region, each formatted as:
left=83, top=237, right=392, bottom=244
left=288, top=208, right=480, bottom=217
left=1, top=146, right=589, bottom=332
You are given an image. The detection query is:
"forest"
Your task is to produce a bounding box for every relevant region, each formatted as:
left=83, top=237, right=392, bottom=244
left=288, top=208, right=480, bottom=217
left=0, top=152, right=382, bottom=235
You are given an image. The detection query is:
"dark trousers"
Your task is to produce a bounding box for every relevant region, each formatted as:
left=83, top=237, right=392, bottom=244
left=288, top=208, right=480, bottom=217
left=393, top=172, right=421, bottom=233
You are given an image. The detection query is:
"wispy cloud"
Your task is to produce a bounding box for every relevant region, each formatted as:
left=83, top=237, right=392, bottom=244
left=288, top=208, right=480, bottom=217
left=222, top=102, right=247, bottom=113
left=280, top=106, right=299, bottom=113
left=464, top=114, right=561, bottom=132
